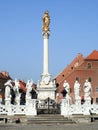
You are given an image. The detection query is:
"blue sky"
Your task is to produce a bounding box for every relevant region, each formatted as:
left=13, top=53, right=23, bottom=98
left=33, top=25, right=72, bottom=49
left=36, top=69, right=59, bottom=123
left=0, top=0, right=98, bottom=83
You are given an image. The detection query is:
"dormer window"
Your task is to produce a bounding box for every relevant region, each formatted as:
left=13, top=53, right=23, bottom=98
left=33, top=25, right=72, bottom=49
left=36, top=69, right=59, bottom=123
left=87, top=63, right=91, bottom=69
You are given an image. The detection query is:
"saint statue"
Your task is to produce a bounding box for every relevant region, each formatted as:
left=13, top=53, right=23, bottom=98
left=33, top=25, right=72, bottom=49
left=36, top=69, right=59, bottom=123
left=4, top=80, right=12, bottom=99
left=83, top=79, right=92, bottom=100
left=42, top=11, right=50, bottom=32
left=26, top=80, right=33, bottom=99
left=4, top=80, right=12, bottom=105
left=74, top=80, right=81, bottom=99
left=14, top=79, right=20, bottom=105
left=63, top=80, right=70, bottom=99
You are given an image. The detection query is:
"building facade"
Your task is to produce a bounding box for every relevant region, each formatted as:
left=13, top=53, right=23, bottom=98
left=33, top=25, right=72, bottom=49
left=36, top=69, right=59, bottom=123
left=55, top=50, right=98, bottom=103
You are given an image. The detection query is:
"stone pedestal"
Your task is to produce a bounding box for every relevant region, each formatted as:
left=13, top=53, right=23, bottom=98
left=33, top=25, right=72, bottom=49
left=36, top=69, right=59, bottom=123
left=15, top=96, right=20, bottom=105
left=5, top=98, right=11, bottom=105
left=26, top=97, right=31, bottom=106
left=37, top=78, right=56, bottom=100
left=75, top=98, right=82, bottom=114
left=26, top=99, right=37, bottom=116
left=37, top=87, right=56, bottom=100
left=75, top=98, right=81, bottom=106
left=84, top=98, right=91, bottom=106
left=83, top=98, right=91, bottom=115
left=61, top=98, right=70, bottom=116
left=0, top=98, right=2, bottom=104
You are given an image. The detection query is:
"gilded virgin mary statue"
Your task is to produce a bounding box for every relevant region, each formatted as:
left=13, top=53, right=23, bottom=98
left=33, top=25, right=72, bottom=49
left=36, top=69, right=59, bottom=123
left=42, top=11, right=50, bottom=32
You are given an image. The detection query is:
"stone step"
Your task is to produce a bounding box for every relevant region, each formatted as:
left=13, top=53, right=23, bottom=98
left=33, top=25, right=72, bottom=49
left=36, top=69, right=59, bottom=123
left=27, top=114, right=75, bottom=124
left=28, top=118, right=69, bottom=121
left=35, top=114, right=66, bottom=118
left=37, top=114, right=61, bottom=117
left=28, top=120, right=75, bottom=124
left=28, top=114, right=67, bottom=119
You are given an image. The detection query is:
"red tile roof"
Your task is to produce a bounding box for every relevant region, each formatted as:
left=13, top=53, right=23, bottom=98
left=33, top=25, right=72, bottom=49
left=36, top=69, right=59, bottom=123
left=85, top=50, right=98, bottom=60
left=0, top=71, right=11, bottom=80
left=19, top=80, right=26, bottom=93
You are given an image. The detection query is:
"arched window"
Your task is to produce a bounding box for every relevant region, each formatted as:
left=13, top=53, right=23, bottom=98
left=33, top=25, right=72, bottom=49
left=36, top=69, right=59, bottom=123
left=87, top=63, right=92, bottom=69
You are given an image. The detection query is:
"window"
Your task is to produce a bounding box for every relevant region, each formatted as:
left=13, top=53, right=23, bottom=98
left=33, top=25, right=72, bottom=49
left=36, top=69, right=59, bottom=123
left=96, top=87, right=98, bottom=92
left=87, top=63, right=91, bottom=69
left=96, top=98, right=98, bottom=103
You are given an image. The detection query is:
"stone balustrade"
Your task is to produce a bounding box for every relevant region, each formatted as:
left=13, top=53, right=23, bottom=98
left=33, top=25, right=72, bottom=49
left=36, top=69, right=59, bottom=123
left=0, top=99, right=37, bottom=116
left=61, top=98, right=98, bottom=116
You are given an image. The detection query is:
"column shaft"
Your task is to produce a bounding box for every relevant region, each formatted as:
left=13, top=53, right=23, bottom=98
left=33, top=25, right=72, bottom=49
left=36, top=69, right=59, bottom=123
left=43, top=38, right=49, bottom=74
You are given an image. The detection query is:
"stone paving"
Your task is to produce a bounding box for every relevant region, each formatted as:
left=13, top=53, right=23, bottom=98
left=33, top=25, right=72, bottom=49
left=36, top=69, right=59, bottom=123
left=0, top=122, right=98, bottom=130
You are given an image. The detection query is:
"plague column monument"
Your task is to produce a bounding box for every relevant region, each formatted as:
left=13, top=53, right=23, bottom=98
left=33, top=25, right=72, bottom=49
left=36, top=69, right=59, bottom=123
left=37, top=11, right=56, bottom=102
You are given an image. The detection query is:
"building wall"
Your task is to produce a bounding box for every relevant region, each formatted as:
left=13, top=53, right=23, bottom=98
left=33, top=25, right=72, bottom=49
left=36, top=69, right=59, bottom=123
left=55, top=59, right=98, bottom=103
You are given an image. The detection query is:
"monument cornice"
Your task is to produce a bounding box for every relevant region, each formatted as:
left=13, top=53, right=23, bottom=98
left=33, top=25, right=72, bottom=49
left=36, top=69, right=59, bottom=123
left=42, top=31, right=50, bottom=39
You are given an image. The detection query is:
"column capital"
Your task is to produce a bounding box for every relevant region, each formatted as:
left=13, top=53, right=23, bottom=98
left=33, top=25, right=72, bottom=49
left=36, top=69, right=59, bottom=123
left=42, top=31, right=50, bottom=39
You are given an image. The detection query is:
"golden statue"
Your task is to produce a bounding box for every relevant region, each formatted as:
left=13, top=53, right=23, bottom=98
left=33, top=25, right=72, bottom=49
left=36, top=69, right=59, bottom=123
left=42, top=11, right=50, bottom=32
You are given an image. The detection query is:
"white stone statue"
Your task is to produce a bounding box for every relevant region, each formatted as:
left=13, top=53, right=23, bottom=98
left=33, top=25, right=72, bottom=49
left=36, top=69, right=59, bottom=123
left=63, top=80, right=70, bottom=99
left=4, top=80, right=12, bottom=105
left=83, top=79, right=92, bottom=100
left=74, top=80, right=81, bottom=100
left=13, top=79, right=21, bottom=105
left=37, top=80, right=40, bottom=88
left=26, top=80, right=33, bottom=100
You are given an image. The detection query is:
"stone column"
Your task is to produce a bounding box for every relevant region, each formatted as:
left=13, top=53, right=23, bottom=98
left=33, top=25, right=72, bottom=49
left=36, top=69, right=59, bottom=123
left=42, top=31, right=50, bottom=75
left=37, top=11, right=56, bottom=101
